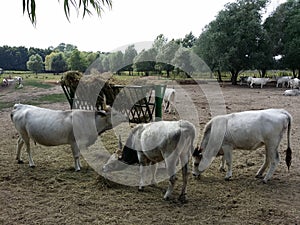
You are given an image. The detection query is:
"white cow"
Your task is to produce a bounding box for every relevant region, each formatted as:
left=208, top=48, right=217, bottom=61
left=163, top=88, right=176, bottom=113
left=247, top=77, right=269, bottom=88
left=276, top=76, right=292, bottom=88
left=102, top=120, right=196, bottom=202
left=150, top=88, right=176, bottom=114
left=283, top=89, right=300, bottom=96
left=288, top=78, right=300, bottom=89
left=11, top=103, right=127, bottom=171
left=192, top=109, right=292, bottom=183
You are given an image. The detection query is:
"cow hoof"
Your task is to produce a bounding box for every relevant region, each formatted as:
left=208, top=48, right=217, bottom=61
left=192, top=174, right=201, bottom=179
left=30, top=165, right=36, bottom=168
left=17, top=160, right=24, bottom=164
left=255, top=174, right=263, bottom=179
left=219, top=168, right=226, bottom=173
left=178, top=194, right=188, bottom=204
left=138, top=187, right=144, bottom=192
left=262, top=179, right=268, bottom=184
left=225, top=176, right=231, bottom=181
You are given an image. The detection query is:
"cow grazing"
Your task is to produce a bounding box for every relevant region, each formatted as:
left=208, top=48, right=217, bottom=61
left=150, top=88, right=176, bottom=113
left=276, top=76, right=292, bottom=88
left=102, top=120, right=196, bottom=202
left=247, top=77, right=269, bottom=88
left=11, top=102, right=127, bottom=171
left=288, top=78, right=300, bottom=89
left=163, top=88, right=176, bottom=113
left=192, top=109, right=292, bottom=183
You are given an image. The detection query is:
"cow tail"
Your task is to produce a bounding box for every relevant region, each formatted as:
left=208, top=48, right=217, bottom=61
left=285, top=112, right=292, bottom=171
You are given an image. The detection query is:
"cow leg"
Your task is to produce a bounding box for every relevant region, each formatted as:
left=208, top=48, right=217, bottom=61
left=178, top=163, right=189, bottom=203
left=16, top=137, right=25, bottom=164
left=71, top=143, right=81, bottom=171
left=24, top=138, right=35, bottom=168
left=139, top=162, right=151, bottom=191
left=223, top=146, right=233, bottom=180
left=164, top=100, right=169, bottom=113
left=150, top=162, right=157, bottom=186
left=138, top=155, right=150, bottom=191
left=164, top=159, right=177, bottom=200
left=263, top=148, right=280, bottom=183
left=255, top=147, right=270, bottom=179
left=219, top=155, right=226, bottom=172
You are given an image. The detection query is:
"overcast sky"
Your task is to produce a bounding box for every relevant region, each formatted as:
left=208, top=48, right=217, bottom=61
left=0, top=0, right=285, bottom=52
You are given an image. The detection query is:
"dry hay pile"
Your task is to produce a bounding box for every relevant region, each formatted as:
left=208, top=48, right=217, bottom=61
left=60, top=71, right=130, bottom=110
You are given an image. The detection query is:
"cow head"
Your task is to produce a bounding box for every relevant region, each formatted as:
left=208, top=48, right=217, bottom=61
left=95, top=95, right=128, bottom=135
left=102, top=135, right=138, bottom=173
left=192, top=146, right=203, bottom=177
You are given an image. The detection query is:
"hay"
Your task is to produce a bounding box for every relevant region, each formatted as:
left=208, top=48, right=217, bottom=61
left=60, top=71, right=129, bottom=109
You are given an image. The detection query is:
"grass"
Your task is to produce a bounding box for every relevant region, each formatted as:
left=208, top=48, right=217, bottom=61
left=24, top=80, right=54, bottom=89
left=0, top=93, right=67, bottom=110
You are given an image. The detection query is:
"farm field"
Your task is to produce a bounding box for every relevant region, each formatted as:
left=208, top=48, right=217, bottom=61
left=0, top=79, right=299, bottom=224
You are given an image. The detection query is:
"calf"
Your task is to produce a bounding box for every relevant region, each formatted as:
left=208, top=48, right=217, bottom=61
left=192, top=109, right=292, bottom=183
left=11, top=103, right=126, bottom=171
left=102, top=120, right=196, bottom=202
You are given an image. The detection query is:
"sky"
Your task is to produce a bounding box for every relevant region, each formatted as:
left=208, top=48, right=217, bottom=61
left=0, top=0, right=285, bottom=53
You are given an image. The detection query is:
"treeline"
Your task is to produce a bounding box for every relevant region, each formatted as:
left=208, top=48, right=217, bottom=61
left=1, top=0, right=299, bottom=84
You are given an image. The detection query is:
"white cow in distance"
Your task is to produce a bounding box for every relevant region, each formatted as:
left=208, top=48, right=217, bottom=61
left=247, top=77, right=269, bottom=88
left=288, top=78, right=300, bottom=89
left=192, top=109, right=292, bottom=184
left=283, top=89, right=300, bottom=96
left=276, top=76, right=292, bottom=88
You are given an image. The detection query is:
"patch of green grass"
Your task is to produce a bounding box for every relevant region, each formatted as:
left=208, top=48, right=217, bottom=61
left=24, top=80, right=54, bottom=89
left=0, top=93, right=67, bottom=110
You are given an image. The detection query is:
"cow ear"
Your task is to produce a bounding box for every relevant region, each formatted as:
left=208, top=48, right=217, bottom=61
left=192, top=146, right=200, bottom=157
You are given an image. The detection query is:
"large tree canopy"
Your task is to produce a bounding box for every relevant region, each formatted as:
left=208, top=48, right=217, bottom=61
left=194, top=0, right=270, bottom=84
left=23, top=0, right=112, bottom=25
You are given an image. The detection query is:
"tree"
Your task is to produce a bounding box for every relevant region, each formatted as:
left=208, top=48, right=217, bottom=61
left=109, top=51, right=124, bottom=74
left=68, top=49, right=87, bottom=72
left=156, top=40, right=180, bottom=77
left=181, top=32, right=197, bottom=48
left=45, top=52, right=68, bottom=74
left=22, top=0, right=112, bottom=25
left=194, top=0, right=269, bottom=84
left=172, top=47, right=194, bottom=77
left=265, top=0, right=300, bottom=76
left=133, top=48, right=157, bottom=76
left=26, top=54, right=43, bottom=74
left=123, top=45, right=137, bottom=75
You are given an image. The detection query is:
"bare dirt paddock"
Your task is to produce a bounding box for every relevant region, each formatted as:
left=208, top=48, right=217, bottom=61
left=0, top=83, right=300, bottom=225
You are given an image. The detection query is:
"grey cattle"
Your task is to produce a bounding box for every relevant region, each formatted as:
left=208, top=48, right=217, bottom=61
left=103, top=120, right=196, bottom=202
left=192, top=109, right=292, bottom=183
left=11, top=103, right=126, bottom=171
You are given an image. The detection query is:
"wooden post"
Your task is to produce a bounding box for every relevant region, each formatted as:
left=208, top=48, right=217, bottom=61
left=154, top=85, right=166, bottom=121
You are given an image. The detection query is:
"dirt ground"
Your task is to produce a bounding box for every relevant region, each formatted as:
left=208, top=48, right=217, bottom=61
left=0, top=81, right=299, bottom=225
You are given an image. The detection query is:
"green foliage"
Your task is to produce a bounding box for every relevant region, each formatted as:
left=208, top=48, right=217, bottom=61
left=194, top=0, right=270, bottom=84
left=26, top=54, right=44, bottom=74
left=22, top=0, right=112, bottom=25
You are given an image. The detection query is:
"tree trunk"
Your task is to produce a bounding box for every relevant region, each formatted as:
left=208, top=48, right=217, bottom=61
left=166, top=70, right=170, bottom=78
left=230, top=70, right=239, bottom=85
left=217, top=70, right=222, bottom=82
